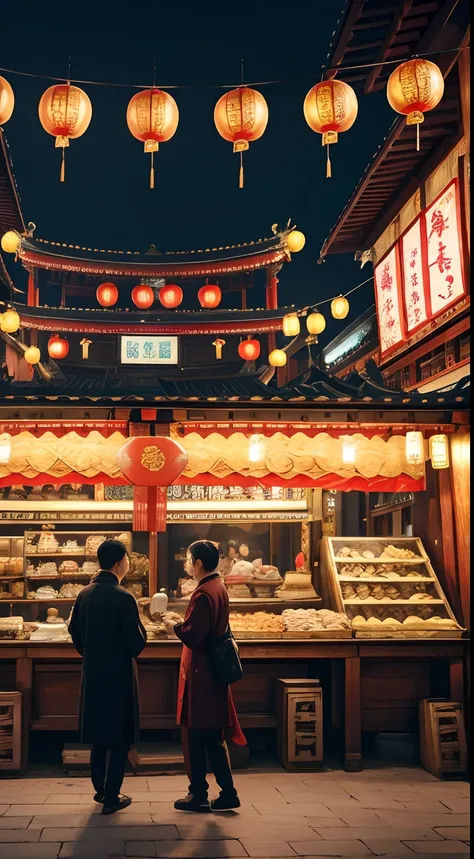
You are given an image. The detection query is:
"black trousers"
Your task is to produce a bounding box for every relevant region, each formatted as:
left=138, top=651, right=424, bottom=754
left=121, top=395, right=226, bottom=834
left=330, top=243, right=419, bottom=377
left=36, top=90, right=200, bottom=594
left=182, top=727, right=236, bottom=800
left=90, top=743, right=129, bottom=802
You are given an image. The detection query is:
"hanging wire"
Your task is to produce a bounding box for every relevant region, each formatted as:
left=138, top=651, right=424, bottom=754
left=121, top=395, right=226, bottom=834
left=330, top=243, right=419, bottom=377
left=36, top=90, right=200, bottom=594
left=0, top=46, right=465, bottom=90
left=301, top=275, right=374, bottom=314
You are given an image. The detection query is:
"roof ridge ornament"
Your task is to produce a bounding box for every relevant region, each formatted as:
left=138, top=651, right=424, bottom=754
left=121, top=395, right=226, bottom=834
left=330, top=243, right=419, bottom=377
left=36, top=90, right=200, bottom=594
left=145, top=244, right=161, bottom=256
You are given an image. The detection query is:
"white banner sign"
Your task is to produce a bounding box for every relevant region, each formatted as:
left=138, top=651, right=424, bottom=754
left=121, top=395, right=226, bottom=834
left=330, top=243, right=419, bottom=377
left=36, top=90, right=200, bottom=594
left=120, top=335, right=178, bottom=365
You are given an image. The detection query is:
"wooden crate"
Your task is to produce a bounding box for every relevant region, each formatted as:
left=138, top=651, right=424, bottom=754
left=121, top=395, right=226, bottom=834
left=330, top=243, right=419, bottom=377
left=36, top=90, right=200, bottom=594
left=420, top=698, right=467, bottom=779
left=0, top=692, right=21, bottom=774
left=276, top=679, right=323, bottom=770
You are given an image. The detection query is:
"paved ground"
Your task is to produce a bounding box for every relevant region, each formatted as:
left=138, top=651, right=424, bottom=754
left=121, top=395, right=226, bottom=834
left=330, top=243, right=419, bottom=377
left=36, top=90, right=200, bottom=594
left=0, top=766, right=470, bottom=858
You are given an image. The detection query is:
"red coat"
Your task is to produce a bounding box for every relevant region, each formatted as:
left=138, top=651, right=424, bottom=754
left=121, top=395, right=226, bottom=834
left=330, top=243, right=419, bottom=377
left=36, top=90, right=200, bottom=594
left=174, top=573, right=246, bottom=745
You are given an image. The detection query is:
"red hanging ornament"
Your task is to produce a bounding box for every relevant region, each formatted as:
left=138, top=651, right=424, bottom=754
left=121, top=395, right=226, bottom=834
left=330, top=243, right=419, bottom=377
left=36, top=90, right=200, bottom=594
left=48, top=335, right=69, bottom=359
left=131, top=284, right=154, bottom=309
left=159, top=284, right=183, bottom=309
left=96, top=282, right=118, bottom=307
left=238, top=337, right=260, bottom=361
left=198, top=284, right=221, bottom=309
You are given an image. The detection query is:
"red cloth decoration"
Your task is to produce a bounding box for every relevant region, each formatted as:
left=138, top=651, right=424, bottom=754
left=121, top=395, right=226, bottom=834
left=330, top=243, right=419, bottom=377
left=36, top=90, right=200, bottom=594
left=116, top=436, right=188, bottom=487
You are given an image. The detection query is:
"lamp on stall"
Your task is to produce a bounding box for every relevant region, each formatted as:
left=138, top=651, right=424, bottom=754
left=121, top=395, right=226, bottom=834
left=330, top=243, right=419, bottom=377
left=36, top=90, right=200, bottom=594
left=269, top=349, right=287, bottom=367
left=306, top=312, right=326, bottom=335
left=429, top=434, right=450, bottom=469
left=341, top=435, right=356, bottom=465
left=282, top=313, right=300, bottom=337
left=405, top=431, right=424, bottom=465
left=0, top=434, right=11, bottom=465
left=248, top=433, right=265, bottom=463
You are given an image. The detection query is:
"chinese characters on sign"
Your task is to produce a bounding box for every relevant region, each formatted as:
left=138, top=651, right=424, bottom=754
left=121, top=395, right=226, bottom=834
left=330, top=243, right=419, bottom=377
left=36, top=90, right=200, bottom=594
left=374, top=246, right=405, bottom=357
left=401, top=217, right=429, bottom=333
left=120, top=335, right=178, bottom=365
left=425, top=180, right=465, bottom=316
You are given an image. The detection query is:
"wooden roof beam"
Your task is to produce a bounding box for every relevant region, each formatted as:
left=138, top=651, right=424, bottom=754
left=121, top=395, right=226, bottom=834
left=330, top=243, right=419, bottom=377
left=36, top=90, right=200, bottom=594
left=365, top=0, right=416, bottom=93
left=326, top=0, right=367, bottom=80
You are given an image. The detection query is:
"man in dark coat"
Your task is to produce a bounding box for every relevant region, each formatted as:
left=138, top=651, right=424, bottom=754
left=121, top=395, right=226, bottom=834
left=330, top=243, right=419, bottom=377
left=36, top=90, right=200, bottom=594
left=168, top=540, right=246, bottom=813
left=69, top=539, right=146, bottom=815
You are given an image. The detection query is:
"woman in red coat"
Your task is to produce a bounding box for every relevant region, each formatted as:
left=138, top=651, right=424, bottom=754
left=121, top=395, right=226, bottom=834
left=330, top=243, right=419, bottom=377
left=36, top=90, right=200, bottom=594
left=170, top=540, right=246, bottom=813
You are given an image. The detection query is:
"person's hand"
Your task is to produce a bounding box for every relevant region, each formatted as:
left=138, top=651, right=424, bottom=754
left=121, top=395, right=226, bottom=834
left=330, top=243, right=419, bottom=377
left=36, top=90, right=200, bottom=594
left=164, top=619, right=177, bottom=637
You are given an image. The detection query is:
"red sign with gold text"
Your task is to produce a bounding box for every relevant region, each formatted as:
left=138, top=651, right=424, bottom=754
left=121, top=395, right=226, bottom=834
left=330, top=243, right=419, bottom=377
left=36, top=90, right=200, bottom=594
left=424, top=178, right=466, bottom=317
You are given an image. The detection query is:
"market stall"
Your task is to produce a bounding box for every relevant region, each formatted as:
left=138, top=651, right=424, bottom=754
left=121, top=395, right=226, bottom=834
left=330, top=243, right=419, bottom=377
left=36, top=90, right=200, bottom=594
left=0, top=413, right=469, bottom=774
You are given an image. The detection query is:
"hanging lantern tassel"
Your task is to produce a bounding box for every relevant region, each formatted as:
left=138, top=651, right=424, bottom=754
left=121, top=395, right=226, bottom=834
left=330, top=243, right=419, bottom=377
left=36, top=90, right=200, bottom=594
left=145, top=140, right=159, bottom=190
left=416, top=122, right=420, bottom=152
left=56, top=137, right=69, bottom=183
left=234, top=139, right=249, bottom=189
left=323, top=131, right=337, bottom=179
left=60, top=147, right=66, bottom=182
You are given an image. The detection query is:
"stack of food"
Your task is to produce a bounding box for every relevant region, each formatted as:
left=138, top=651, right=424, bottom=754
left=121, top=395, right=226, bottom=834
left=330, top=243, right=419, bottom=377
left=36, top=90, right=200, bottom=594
left=352, top=615, right=458, bottom=634
left=38, top=531, right=59, bottom=553
left=282, top=608, right=351, bottom=632
left=229, top=611, right=286, bottom=636
left=129, top=552, right=149, bottom=578
left=278, top=554, right=319, bottom=600
left=86, top=535, right=107, bottom=556
left=0, top=618, right=38, bottom=641
left=59, top=583, right=84, bottom=599
left=82, top=560, right=99, bottom=576
left=61, top=540, right=81, bottom=554
left=0, top=557, right=23, bottom=575
left=28, top=585, right=59, bottom=600
left=27, top=562, right=59, bottom=578
left=58, top=560, right=80, bottom=575
left=251, top=559, right=282, bottom=598
left=224, top=560, right=254, bottom=598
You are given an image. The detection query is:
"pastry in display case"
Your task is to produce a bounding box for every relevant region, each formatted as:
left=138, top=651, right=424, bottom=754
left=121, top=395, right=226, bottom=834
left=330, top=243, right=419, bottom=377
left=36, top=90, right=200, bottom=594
left=320, top=536, right=464, bottom=638
left=229, top=607, right=351, bottom=639
left=22, top=530, right=141, bottom=602
left=0, top=537, right=25, bottom=601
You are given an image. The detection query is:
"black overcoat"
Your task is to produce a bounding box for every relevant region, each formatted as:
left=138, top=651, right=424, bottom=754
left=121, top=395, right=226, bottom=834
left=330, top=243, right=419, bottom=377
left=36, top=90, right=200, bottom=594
left=69, top=571, right=147, bottom=746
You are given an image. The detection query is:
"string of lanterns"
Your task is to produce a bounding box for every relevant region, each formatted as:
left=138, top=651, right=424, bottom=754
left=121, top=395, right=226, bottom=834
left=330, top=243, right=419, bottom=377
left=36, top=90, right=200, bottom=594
left=0, top=57, right=445, bottom=185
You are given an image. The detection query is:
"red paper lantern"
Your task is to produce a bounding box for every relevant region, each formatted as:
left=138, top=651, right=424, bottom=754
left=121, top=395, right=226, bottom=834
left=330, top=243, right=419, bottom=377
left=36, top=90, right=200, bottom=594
left=131, top=284, right=154, bottom=309
left=159, top=284, right=183, bottom=309
left=238, top=337, right=260, bottom=361
left=96, top=282, right=118, bottom=307
left=198, top=284, right=221, bottom=309
left=48, top=335, right=69, bottom=360
left=116, top=436, right=188, bottom=487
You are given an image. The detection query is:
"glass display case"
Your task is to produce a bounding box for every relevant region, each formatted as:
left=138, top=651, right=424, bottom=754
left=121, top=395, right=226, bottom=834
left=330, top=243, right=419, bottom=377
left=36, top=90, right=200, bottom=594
left=320, top=536, right=464, bottom=638
left=0, top=536, right=25, bottom=601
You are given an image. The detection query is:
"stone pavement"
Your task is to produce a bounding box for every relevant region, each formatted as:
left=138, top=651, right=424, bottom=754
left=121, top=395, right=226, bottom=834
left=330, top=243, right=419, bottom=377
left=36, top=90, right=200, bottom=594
left=0, top=766, right=470, bottom=858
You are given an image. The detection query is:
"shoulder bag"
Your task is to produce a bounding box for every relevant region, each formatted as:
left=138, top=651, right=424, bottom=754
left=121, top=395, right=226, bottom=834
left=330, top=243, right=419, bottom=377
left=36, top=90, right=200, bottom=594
left=209, top=625, right=243, bottom=685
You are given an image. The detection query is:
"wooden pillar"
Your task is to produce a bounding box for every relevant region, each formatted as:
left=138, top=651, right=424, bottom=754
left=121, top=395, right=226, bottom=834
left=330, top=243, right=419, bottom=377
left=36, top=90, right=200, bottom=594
left=438, top=468, right=462, bottom=622
left=266, top=268, right=278, bottom=357
left=458, top=47, right=470, bottom=247
left=450, top=429, right=470, bottom=627
left=16, top=656, right=32, bottom=775
left=344, top=656, right=362, bottom=771
left=27, top=271, right=36, bottom=307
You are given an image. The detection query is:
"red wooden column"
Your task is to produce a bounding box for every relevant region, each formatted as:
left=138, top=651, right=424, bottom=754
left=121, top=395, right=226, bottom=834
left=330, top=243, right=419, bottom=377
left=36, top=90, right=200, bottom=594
left=266, top=267, right=278, bottom=357
left=27, top=271, right=36, bottom=307
left=449, top=428, right=470, bottom=628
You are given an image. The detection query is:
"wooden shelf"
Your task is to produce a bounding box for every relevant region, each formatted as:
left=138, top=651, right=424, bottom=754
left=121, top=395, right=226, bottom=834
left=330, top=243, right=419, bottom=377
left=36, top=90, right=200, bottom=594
left=26, top=553, right=88, bottom=558
left=344, top=599, right=444, bottom=605
left=338, top=576, right=435, bottom=583
left=334, top=557, right=426, bottom=564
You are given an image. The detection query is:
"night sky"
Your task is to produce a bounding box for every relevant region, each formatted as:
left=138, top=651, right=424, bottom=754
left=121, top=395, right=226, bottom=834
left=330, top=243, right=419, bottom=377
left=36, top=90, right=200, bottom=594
left=2, top=0, right=395, bottom=345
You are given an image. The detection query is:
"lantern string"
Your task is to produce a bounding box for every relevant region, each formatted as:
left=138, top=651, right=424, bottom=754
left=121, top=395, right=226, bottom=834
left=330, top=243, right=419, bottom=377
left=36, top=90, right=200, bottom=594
left=0, top=46, right=466, bottom=90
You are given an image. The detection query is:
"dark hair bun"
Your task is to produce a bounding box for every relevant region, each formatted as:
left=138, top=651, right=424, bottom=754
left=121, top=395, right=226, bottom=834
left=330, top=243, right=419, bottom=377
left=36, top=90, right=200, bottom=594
left=188, top=540, right=219, bottom=573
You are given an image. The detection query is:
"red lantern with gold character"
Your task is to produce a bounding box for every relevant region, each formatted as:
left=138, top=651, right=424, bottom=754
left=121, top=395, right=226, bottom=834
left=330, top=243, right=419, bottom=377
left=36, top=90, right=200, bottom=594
left=159, top=284, right=183, bottom=309
left=38, top=84, right=92, bottom=182
left=96, top=282, right=118, bottom=307
left=198, top=284, right=221, bottom=309
left=131, top=284, right=154, bottom=309
left=214, top=87, right=268, bottom=188
left=387, top=59, right=444, bottom=151
left=303, top=80, right=358, bottom=178
left=126, top=88, right=179, bottom=189
left=48, top=335, right=69, bottom=360
left=0, top=77, right=14, bottom=125
left=238, top=337, right=260, bottom=362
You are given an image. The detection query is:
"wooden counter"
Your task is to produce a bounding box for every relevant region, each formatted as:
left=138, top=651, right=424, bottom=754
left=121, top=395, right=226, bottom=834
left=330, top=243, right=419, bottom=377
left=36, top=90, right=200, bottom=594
left=0, top=638, right=468, bottom=775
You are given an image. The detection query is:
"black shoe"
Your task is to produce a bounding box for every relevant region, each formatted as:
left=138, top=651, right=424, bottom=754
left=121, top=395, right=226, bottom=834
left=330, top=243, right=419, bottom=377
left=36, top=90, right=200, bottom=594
left=174, top=793, right=211, bottom=813
left=102, top=794, right=132, bottom=815
left=93, top=792, right=104, bottom=804
left=210, top=793, right=241, bottom=811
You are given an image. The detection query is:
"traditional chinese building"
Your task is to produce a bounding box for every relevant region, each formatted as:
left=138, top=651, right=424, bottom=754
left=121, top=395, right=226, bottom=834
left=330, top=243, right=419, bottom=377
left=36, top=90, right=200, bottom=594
left=318, top=0, right=470, bottom=393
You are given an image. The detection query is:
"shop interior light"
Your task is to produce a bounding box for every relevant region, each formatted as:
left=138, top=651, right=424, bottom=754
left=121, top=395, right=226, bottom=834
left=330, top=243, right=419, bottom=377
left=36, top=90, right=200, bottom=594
left=248, top=433, right=265, bottom=463
left=341, top=436, right=356, bottom=465
left=405, top=430, right=424, bottom=465
left=429, top=434, right=450, bottom=469
left=0, top=435, right=12, bottom=465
